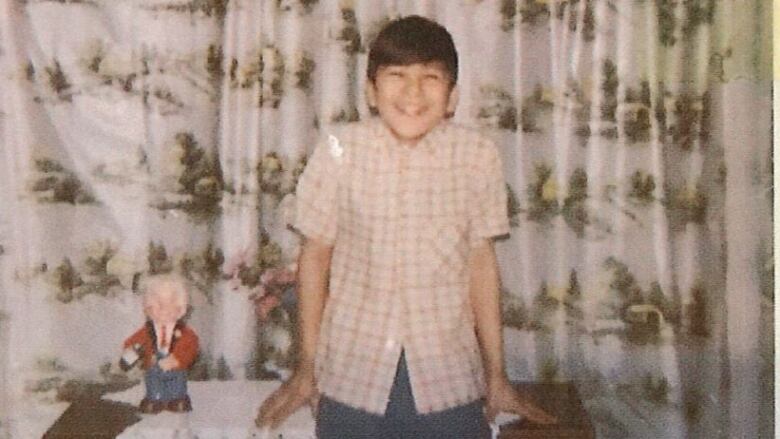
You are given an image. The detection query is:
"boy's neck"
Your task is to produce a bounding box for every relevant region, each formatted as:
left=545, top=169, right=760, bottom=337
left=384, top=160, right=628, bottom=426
left=376, top=118, right=447, bottom=147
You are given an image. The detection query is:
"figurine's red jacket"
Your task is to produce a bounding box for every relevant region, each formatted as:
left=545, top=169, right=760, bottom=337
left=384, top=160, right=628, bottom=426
left=123, top=321, right=199, bottom=370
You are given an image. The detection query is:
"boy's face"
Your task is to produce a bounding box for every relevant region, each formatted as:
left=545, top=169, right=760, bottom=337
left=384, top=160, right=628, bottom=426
left=366, top=62, right=458, bottom=146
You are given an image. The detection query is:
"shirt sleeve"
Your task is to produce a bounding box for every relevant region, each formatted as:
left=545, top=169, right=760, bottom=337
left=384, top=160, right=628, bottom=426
left=469, top=137, right=510, bottom=247
left=291, top=135, right=341, bottom=245
left=123, top=326, right=147, bottom=349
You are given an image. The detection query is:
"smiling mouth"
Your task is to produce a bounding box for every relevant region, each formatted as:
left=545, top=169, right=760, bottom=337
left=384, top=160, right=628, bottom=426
left=396, top=106, right=426, bottom=117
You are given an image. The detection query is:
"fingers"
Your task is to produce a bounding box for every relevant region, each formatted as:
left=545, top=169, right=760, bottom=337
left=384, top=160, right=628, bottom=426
left=256, top=383, right=312, bottom=429
left=256, top=386, right=288, bottom=427
left=484, top=402, right=498, bottom=423
left=266, top=396, right=301, bottom=429
left=486, top=398, right=556, bottom=427
left=491, top=388, right=557, bottom=426
left=516, top=402, right=557, bottom=425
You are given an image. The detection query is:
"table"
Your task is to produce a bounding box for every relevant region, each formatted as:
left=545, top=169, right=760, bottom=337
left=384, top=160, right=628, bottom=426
left=45, top=381, right=315, bottom=439
left=108, top=381, right=316, bottom=438
left=43, top=380, right=594, bottom=438
left=498, top=382, right=595, bottom=439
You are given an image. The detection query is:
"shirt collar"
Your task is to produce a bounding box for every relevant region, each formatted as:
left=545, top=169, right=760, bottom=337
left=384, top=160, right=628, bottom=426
left=152, top=322, right=171, bottom=351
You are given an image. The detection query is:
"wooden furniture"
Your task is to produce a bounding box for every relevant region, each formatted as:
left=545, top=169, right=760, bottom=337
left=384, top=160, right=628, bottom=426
left=498, top=382, right=595, bottom=439
left=43, top=398, right=140, bottom=439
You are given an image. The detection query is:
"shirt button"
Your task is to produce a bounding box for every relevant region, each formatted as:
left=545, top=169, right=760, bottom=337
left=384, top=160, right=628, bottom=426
left=384, top=339, right=395, bottom=350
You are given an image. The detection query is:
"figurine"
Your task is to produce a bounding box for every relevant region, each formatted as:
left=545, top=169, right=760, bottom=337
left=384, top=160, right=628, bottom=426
left=121, top=274, right=199, bottom=413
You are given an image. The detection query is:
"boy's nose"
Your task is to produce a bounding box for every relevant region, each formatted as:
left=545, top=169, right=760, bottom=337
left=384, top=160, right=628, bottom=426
left=402, top=78, right=424, bottom=99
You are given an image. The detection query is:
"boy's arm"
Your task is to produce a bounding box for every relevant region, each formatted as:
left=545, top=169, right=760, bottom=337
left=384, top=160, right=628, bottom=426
left=256, top=236, right=332, bottom=428
left=468, top=240, right=506, bottom=382
left=295, top=237, right=333, bottom=372
left=469, top=239, right=556, bottom=424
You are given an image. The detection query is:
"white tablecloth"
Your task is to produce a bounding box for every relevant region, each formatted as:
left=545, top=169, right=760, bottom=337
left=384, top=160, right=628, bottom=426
left=103, top=380, right=511, bottom=438
left=103, top=380, right=316, bottom=439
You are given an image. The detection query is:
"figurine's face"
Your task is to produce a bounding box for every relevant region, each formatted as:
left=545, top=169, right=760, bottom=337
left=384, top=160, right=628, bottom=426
left=144, top=289, right=186, bottom=325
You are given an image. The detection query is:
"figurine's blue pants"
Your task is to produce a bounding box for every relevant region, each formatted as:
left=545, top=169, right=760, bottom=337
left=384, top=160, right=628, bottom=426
left=145, top=352, right=188, bottom=402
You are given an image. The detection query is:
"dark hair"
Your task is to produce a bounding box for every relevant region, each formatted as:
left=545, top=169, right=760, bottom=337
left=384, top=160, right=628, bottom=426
left=367, top=15, right=458, bottom=86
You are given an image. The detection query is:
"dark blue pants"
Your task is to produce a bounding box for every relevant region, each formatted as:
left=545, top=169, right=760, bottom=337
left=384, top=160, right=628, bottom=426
left=316, top=351, right=491, bottom=439
left=144, top=352, right=188, bottom=402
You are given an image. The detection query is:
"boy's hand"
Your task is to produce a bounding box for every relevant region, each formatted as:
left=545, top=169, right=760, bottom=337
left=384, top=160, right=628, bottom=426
left=486, top=375, right=557, bottom=425
left=256, top=368, right=319, bottom=429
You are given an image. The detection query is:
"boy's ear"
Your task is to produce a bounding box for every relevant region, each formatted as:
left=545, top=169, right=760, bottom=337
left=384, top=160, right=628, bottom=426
left=446, top=86, right=459, bottom=117
left=364, top=80, right=377, bottom=109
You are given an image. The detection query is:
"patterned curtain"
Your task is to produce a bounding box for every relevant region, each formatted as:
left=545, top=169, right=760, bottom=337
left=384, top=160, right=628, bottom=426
left=0, top=1, right=772, bottom=437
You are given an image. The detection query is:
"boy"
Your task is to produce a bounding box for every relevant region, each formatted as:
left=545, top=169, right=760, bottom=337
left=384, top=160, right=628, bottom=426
left=257, top=15, right=555, bottom=437
left=121, top=274, right=199, bottom=413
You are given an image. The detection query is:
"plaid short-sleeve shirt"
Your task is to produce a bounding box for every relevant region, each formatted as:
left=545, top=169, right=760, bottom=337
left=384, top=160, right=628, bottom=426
left=293, top=120, right=509, bottom=415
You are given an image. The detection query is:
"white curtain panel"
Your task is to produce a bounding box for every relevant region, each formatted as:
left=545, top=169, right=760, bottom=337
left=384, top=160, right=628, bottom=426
left=0, top=1, right=772, bottom=437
